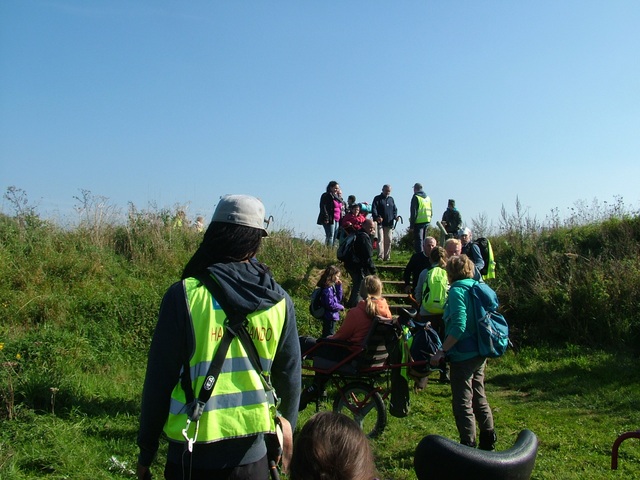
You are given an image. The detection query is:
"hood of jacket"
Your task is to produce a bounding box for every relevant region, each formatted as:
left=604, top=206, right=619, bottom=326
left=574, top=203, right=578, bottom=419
left=414, top=190, right=426, bottom=199
left=207, top=261, right=285, bottom=315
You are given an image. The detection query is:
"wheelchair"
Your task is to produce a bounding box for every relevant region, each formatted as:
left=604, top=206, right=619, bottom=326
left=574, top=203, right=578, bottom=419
left=301, top=315, right=438, bottom=438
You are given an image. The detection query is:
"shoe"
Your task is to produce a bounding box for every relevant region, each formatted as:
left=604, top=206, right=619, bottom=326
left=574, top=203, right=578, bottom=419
left=298, top=385, right=319, bottom=411
left=479, top=430, right=497, bottom=451
left=460, top=440, right=476, bottom=448
left=439, top=370, right=450, bottom=384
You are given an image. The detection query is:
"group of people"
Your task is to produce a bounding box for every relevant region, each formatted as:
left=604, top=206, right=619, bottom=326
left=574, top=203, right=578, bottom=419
left=402, top=229, right=496, bottom=450
left=317, top=181, right=399, bottom=264
left=318, top=180, right=466, bottom=260
left=136, top=192, right=496, bottom=480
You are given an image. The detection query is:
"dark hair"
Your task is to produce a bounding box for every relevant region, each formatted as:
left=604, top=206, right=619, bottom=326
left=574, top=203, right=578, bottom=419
left=181, top=222, right=263, bottom=279
left=289, top=412, right=377, bottom=480
left=429, top=246, right=447, bottom=268
left=317, top=265, right=341, bottom=288
left=326, top=180, right=339, bottom=192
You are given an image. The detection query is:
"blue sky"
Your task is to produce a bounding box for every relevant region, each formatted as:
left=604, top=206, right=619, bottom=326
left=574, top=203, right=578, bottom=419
left=1, top=1, right=639, bottom=239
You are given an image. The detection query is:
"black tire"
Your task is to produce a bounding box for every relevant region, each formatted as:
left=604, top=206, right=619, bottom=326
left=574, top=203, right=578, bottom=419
left=332, top=381, right=387, bottom=438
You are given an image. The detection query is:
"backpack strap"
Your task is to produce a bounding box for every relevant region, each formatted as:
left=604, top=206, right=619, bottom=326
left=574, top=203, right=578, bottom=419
left=196, top=273, right=277, bottom=403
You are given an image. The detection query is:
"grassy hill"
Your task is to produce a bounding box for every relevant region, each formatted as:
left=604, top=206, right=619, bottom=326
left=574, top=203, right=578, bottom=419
left=1, top=200, right=640, bottom=478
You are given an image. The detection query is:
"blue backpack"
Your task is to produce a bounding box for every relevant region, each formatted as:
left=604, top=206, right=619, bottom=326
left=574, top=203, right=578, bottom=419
left=466, top=282, right=510, bottom=358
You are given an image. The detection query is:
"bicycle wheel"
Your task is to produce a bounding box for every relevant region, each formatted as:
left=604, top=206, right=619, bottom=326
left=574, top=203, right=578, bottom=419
left=332, top=381, right=387, bottom=438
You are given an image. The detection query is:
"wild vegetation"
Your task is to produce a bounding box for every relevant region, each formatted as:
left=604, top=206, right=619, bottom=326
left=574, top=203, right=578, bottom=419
left=1, top=187, right=639, bottom=478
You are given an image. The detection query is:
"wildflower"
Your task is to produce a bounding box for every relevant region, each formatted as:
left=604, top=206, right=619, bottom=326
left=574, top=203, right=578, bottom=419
left=0, top=343, right=4, bottom=351
left=16, top=353, right=21, bottom=360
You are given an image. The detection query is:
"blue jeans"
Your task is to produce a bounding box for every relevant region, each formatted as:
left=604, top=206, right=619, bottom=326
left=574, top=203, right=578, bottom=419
left=323, top=222, right=339, bottom=246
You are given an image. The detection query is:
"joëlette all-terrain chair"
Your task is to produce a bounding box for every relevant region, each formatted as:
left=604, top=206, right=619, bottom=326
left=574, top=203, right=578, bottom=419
left=301, top=315, right=430, bottom=438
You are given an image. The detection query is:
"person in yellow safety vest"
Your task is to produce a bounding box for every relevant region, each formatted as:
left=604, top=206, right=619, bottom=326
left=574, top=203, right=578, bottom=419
left=137, top=195, right=301, bottom=480
left=409, top=183, right=433, bottom=254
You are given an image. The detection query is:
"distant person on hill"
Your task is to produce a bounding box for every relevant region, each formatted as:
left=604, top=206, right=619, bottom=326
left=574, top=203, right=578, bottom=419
left=317, top=181, right=342, bottom=247
left=343, top=218, right=377, bottom=308
left=458, top=227, right=484, bottom=280
left=193, top=215, right=205, bottom=232
left=410, top=183, right=433, bottom=254
left=403, top=236, right=437, bottom=295
left=340, top=202, right=366, bottom=233
left=430, top=254, right=496, bottom=451
left=136, top=194, right=301, bottom=480
left=371, top=184, right=398, bottom=262
left=316, top=265, right=345, bottom=338
left=445, top=238, right=462, bottom=258
left=441, top=199, right=463, bottom=237
left=289, top=411, right=378, bottom=480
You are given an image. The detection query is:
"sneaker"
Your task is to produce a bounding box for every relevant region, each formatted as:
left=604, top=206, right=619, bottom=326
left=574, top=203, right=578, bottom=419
left=298, top=385, right=318, bottom=411
left=479, top=430, right=497, bottom=451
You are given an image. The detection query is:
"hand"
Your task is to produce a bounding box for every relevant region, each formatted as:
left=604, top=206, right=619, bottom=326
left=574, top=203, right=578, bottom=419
left=430, top=351, right=445, bottom=367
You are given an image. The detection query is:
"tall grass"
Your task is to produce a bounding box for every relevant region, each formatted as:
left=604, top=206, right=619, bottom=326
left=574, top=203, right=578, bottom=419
left=2, top=188, right=640, bottom=478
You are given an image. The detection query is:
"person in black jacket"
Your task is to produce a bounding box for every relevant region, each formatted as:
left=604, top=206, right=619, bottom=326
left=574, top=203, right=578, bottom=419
left=441, top=199, right=463, bottom=237
left=344, top=218, right=377, bottom=308
left=403, top=236, right=437, bottom=294
left=317, top=180, right=341, bottom=246
left=371, top=184, right=398, bottom=261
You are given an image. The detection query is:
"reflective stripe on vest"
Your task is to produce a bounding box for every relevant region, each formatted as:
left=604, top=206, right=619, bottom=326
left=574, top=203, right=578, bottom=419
left=163, top=277, right=286, bottom=444
left=415, top=195, right=432, bottom=223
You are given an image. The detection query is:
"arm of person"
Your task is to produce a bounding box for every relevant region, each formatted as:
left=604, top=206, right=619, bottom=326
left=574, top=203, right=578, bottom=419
left=322, top=285, right=345, bottom=311
left=430, top=286, right=467, bottom=365
left=271, top=295, right=302, bottom=430
left=137, top=283, right=189, bottom=470
left=471, top=243, right=485, bottom=272
left=330, top=311, right=358, bottom=341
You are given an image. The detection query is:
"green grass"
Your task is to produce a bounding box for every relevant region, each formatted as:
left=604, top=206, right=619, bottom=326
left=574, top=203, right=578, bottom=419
left=3, top=200, right=640, bottom=478
left=297, top=346, right=640, bottom=479
left=3, top=345, right=639, bottom=479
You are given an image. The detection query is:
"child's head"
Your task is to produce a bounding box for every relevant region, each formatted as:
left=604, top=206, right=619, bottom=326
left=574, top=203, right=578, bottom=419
left=317, top=265, right=341, bottom=288
left=289, top=412, right=377, bottom=480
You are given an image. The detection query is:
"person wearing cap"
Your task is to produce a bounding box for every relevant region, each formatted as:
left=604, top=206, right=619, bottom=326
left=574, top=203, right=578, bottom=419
left=458, top=227, right=484, bottom=281
left=409, top=183, right=433, bottom=254
left=136, top=194, right=301, bottom=480
left=441, top=199, right=463, bottom=238
left=371, top=184, right=398, bottom=262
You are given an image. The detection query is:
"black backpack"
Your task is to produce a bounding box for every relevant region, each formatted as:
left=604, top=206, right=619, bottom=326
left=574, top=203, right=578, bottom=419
left=336, top=233, right=357, bottom=263
left=473, top=237, right=491, bottom=276
left=309, top=287, right=325, bottom=319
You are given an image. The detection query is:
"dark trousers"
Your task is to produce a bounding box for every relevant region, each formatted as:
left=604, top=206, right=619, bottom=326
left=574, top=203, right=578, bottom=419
left=346, top=267, right=365, bottom=308
left=164, top=455, right=269, bottom=480
left=413, top=223, right=429, bottom=253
